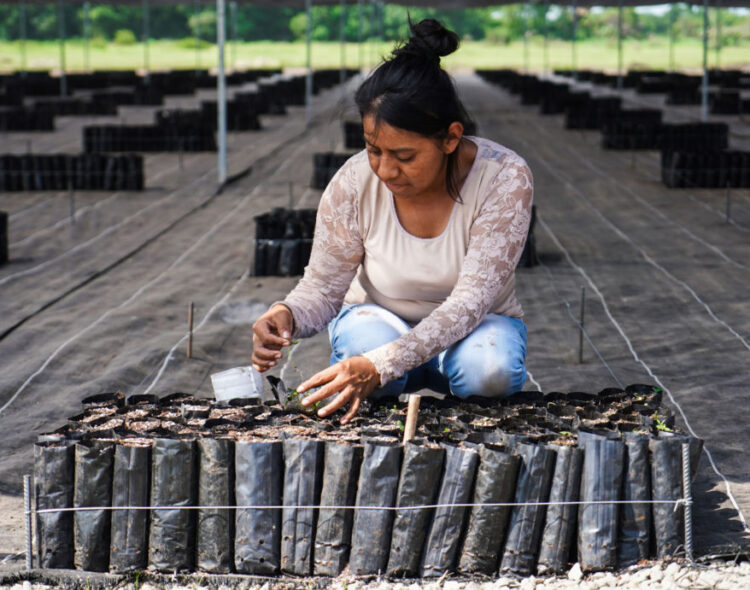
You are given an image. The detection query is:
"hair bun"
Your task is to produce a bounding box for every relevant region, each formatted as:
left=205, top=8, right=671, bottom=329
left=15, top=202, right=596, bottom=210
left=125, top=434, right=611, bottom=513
left=394, top=18, right=459, bottom=62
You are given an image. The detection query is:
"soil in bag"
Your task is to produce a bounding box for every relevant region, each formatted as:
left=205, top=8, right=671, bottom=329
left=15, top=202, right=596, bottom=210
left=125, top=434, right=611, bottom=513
left=110, top=440, right=152, bottom=572
left=349, top=440, right=403, bottom=576
left=458, top=444, right=520, bottom=575
left=536, top=444, right=583, bottom=575
left=235, top=439, right=283, bottom=574
left=577, top=430, right=625, bottom=572
left=387, top=442, right=445, bottom=577
left=420, top=444, right=479, bottom=577
left=281, top=438, right=325, bottom=575
left=650, top=436, right=686, bottom=558
left=314, top=442, right=363, bottom=576
left=74, top=440, right=114, bottom=572
left=197, top=438, right=234, bottom=573
left=35, top=441, right=75, bottom=569
left=500, top=442, right=556, bottom=575
left=148, top=438, right=197, bottom=572
left=617, top=432, right=651, bottom=567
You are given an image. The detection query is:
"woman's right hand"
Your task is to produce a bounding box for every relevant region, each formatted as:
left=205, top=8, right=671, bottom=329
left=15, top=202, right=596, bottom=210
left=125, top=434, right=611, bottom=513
left=252, top=304, right=294, bottom=372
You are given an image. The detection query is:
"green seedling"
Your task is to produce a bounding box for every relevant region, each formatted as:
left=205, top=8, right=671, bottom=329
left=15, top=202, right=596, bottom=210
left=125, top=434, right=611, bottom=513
left=396, top=420, right=405, bottom=432
left=444, top=427, right=451, bottom=433
left=559, top=431, right=575, bottom=438
left=652, top=412, right=673, bottom=432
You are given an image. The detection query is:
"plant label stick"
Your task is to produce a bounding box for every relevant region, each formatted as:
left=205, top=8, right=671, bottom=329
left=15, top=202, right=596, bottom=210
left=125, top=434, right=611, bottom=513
left=403, top=394, right=421, bottom=444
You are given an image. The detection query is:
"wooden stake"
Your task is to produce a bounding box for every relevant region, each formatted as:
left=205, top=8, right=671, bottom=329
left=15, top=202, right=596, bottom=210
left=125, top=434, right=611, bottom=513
left=578, top=286, right=586, bottom=364
left=403, top=394, right=421, bottom=444
left=187, top=301, right=194, bottom=359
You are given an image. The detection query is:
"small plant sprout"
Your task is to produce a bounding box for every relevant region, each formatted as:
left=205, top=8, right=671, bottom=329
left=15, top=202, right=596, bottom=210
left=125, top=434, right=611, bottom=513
left=396, top=420, right=405, bottom=432
left=652, top=412, right=673, bottom=432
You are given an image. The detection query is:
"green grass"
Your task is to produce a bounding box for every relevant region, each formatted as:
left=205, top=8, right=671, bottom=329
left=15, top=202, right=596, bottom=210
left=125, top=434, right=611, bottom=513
left=1, top=36, right=748, bottom=74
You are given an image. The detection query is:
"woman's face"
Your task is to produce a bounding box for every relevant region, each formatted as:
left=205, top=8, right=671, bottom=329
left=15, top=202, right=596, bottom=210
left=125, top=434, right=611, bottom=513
left=362, top=114, right=461, bottom=200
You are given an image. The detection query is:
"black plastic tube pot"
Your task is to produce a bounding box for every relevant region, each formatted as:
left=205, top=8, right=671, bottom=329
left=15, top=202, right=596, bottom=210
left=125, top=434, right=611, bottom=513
left=650, top=436, right=684, bottom=558
left=197, top=438, right=234, bottom=573
left=500, top=442, right=556, bottom=575
left=536, top=445, right=583, bottom=575
left=148, top=438, right=197, bottom=572
left=420, top=444, right=479, bottom=577
left=458, top=445, right=520, bottom=575
left=387, top=442, right=445, bottom=577
left=235, top=440, right=283, bottom=574
left=314, top=442, right=363, bottom=576
left=73, top=441, right=114, bottom=572
left=577, top=430, right=625, bottom=571
left=281, top=438, right=324, bottom=576
left=110, top=441, right=151, bottom=572
left=349, top=440, right=403, bottom=576
left=34, top=441, right=75, bottom=569
left=617, top=433, right=652, bottom=567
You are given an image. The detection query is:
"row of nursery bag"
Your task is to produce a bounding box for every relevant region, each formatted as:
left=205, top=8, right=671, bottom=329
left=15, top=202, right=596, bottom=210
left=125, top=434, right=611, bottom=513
left=34, top=430, right=701, bottom=577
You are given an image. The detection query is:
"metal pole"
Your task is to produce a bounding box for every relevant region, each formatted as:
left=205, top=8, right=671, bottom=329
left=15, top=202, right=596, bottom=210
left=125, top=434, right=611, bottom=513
left=217, top=0, right=227, bottom=185
left=726, top=183, right=731, bottom=223
left=682, top=443, right=695, bottom=564
left=187, top=302, right=194, bottom=359
left=357, top=0, right=363, bottom=71
left=83, top=2, right=90, bottom=71
left=715, top=0, right=722, bottom=70
left=669, top=4, right=676, bottom=72
left=339, top=0, right=346, bottom=88
left=19, top=0, right=27, bottom=77
left=305, top=0, right=313, bottom=127
left=578, top=286, right=585, bottom=363
left=701, top=0, right=709, bottom=121
left=142, top=0, right=150, bottom=82
left=617, top=0, right=624, bottom=89
left=194, top=0, right=201, bottom=76
left=58, top=0, right=67, bottom=96
left=23, top=474, right=32, bottom=570
left=230, top=1, right=237, bottom=71
left=571, top=0, right=578, bottom=82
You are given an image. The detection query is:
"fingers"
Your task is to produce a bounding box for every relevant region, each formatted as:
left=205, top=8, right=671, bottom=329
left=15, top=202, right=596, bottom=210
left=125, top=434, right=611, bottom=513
left=340, top=397, right=361, bottom=425
left=297, top=366, right=337, bottom=394
left=316, top=388, right=354, bottom=418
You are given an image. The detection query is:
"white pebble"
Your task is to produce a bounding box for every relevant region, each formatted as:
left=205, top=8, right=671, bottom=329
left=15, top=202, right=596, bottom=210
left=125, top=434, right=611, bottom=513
left=568, top=562, right=583, bottom=582
left=649, top=564, right=664, bottom=582
left=519, top=577, right=537, bottom=590
left=444, top=581, right=464, bottom=590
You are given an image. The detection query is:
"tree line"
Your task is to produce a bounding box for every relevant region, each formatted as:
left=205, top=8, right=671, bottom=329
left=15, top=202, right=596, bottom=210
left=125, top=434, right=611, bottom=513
left=0, top=4, right=746, bottom=47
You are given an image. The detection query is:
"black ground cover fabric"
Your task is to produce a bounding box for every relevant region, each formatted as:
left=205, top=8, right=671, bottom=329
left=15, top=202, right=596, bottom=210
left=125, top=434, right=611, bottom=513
left=73, top=441, right=114, bottom=572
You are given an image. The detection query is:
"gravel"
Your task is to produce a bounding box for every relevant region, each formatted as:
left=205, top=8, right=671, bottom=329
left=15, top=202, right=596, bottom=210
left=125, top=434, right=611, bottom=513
left=2, top=560, right=750, bottom=590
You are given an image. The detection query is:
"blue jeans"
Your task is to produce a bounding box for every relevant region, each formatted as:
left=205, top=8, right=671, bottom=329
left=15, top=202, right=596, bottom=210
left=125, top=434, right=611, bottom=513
left=328, top=303, right=527, bottom=399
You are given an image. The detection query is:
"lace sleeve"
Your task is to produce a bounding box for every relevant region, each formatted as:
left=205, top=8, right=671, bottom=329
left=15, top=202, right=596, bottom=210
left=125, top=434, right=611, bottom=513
left=363, top=155, right=534, bottom=385
left=282, top=160, right=364, bottom=338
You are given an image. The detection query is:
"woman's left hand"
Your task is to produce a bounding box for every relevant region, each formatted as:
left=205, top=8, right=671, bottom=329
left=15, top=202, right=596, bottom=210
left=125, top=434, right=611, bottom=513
left=298, top=356, right=381, bottom=424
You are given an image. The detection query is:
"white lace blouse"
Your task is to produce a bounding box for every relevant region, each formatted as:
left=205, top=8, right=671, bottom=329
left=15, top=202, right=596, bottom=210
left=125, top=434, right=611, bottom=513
left=282, top=136, right=534, bottom=386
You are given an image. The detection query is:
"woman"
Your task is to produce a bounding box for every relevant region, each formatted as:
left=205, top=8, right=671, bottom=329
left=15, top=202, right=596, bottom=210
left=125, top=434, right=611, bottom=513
left=252, top=19, right=533, bottom=424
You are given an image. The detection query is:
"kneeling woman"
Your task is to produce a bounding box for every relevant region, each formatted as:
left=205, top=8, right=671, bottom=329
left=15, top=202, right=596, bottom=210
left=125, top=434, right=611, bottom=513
left=252, top=19, right=533, bottom=423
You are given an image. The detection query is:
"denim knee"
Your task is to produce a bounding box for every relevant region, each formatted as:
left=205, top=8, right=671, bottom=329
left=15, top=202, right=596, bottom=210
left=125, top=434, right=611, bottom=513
left=440, top=315, right=527, bottom=399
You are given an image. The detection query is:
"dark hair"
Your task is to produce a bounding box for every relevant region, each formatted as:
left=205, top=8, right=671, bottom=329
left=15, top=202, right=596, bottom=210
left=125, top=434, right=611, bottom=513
left=355, top=18, right=476, bottom=201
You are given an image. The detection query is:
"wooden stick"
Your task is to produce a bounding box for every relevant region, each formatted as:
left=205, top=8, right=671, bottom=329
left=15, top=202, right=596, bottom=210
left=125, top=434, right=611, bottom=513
left=403, top=394, right=421, bottom=444
left=187, top=301, right=194, bottom=359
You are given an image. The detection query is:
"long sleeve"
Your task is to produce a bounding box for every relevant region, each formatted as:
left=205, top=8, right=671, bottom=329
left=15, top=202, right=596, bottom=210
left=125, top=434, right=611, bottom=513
left=282, top=160, right=364, bottom=338
left=362, top=154, right=534, bottom=385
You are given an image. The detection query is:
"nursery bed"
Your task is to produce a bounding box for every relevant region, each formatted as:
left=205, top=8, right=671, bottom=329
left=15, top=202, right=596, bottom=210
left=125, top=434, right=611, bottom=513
left=0, top=72, right=749, bottom=568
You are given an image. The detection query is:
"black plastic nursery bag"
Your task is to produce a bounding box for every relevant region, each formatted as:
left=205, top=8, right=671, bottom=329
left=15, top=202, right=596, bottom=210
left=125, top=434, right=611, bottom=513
left=650, top=436, right=685, bottom=558
left=235, top=440, right=283, bottom=574
left=458, top=445, right=520, bottom=574
left=148, top=438, right=197, bottom=572
left=577, top=430, right=625, bottom=571
left=35, top=441, right=75, bottom=569
left=110, top=441, right=151, bottom=572
left=314, top=442, right=363, bottom=576
left=349, top=441, right=403, bottom=575
left=281, top=438, right=324, bottom=575
left=197, top=437, right=234, bottom=573
left=536, top=444, right=583, bottom=575
left=74, top=440, right=114, bottom=572
left=500, top=442, right=556, bottom=575
left=617, top=433, right=652, bottom=567
left=387, top=442, right=445, bottom=577
left=420, top=444, right=479, bottom=577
